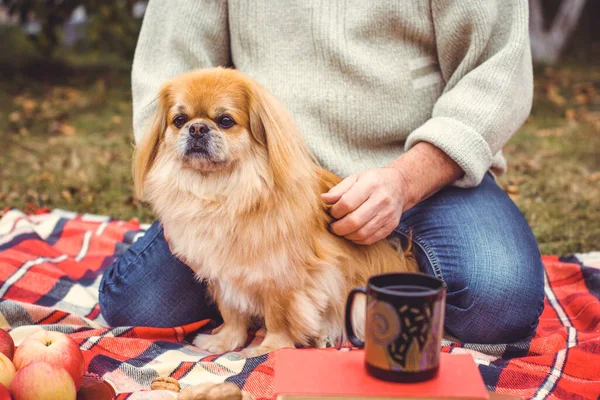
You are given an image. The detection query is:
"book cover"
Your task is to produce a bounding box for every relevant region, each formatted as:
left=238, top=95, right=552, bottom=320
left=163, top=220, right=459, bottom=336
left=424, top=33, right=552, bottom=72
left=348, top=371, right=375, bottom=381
left=273, top=349, right=489, bottom=400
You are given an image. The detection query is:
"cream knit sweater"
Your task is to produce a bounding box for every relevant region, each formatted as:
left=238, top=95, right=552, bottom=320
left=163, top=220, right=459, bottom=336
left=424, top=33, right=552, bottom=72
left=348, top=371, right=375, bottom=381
left=132, top=1, right=533, bottom=187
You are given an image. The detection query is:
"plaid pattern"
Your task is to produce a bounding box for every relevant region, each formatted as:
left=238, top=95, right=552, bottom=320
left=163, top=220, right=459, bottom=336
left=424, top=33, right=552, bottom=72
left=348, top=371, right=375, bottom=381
left=0, top=209, right=598, bottom=399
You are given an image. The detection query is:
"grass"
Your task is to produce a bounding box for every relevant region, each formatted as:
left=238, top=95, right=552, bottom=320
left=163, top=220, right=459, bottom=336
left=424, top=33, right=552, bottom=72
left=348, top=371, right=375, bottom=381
left=0, top=37, right=598, bottom=255
left=498, top=65, right=600, bottom=254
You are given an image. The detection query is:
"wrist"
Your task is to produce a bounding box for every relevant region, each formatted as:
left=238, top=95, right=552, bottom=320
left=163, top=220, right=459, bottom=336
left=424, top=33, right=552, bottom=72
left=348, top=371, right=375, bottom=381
left=387, top=165, right=418, bottom=211
left=387, top=142, right=464, bottom=210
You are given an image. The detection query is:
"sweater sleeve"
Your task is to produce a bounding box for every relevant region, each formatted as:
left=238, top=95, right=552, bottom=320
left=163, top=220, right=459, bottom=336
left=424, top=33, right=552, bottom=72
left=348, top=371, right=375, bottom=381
left=131, top=0, right=231, bottom=144
left=404, top=1, right=533, bottom=187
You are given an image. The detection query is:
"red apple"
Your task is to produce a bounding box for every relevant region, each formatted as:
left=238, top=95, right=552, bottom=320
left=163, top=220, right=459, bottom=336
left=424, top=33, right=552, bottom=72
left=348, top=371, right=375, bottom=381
left=0, top=353, right=15, bottom=387
left=13, top=330, right=85, bottom=389
left=9, top=362, right=76, bottom=400
left=0, top=330, right=14, bottom=361
left=0, top=383, right=10, bottom=400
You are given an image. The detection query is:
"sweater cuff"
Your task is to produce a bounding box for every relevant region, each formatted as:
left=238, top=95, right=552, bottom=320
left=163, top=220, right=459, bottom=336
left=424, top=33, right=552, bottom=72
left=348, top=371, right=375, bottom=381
left=405, top=116, right=493, bottom=188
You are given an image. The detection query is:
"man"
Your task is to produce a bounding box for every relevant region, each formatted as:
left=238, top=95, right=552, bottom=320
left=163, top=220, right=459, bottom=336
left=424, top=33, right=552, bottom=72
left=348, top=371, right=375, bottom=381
left=100, top=0, right=544, bottom=344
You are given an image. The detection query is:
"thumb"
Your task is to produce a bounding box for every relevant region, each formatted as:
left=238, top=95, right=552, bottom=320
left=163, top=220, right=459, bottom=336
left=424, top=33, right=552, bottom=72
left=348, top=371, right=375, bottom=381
left=321, top=174, right=358, bottom=204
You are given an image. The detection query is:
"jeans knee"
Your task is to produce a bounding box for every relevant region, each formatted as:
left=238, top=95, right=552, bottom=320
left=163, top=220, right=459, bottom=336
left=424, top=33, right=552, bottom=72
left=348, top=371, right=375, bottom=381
left=445, top=273, right=545, bottom=344
left=99, top=251, right=220, bottom=328
left=98, top=286, right=122, bottom=326
left=98, top=272, right=150, bottom=327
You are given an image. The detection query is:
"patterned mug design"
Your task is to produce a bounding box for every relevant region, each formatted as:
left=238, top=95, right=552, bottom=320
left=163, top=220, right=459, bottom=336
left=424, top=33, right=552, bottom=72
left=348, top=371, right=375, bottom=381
left=345, top=273, right=446, bottom=382
left=369, top=301, right=401, bottom=346
left=365, top=299, right=443, bottom=373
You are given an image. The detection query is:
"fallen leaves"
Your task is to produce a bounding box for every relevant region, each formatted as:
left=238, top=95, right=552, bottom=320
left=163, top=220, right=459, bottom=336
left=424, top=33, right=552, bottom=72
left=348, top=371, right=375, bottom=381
left=535, top=127, right=565, bottom=137
left=536, top=67, right=599, bottom=127
left=60, top=190, right=73, bottom=203
left=6, top=82, right=117, bottom=140
left=1, top=77, right=135, bottom=216
left=586, top=172, right=600, bottom=183
left=8, top=111, right=20, bottom=122
left=505, top=185, right=520, bottom=195
left=546, top=84, right=567, bottom=107
left=49, top=121, right=77, bottom=136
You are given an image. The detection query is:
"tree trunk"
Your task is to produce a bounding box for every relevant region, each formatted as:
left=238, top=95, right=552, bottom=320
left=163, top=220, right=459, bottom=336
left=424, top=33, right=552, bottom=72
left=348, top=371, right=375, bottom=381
left=529, top=0, right=587, bottom=64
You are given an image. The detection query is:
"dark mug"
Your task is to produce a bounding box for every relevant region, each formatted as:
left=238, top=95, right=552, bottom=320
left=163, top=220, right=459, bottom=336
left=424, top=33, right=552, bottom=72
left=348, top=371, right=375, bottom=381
left=345, top=273, right=446, bottom=382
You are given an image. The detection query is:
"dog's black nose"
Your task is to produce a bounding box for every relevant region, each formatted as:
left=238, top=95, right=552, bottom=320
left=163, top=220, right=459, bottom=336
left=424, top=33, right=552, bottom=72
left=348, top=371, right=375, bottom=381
left=189, top=123, right=209, bottom=137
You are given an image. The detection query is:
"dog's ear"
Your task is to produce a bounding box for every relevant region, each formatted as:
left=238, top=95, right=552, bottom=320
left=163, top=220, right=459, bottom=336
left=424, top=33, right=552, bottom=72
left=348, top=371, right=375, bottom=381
left=248, top=83, right=311, bottom=186
left=132, top=84, right=170, bottom=200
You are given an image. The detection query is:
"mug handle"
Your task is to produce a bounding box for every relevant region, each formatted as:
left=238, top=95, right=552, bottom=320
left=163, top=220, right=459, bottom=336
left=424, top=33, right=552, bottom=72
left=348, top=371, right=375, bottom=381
left=345, top=287, right=367, bottom=348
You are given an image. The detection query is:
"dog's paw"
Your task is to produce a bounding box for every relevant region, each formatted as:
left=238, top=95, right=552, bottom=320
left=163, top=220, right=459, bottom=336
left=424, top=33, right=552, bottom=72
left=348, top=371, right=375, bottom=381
left=193, top=331, right=246, bottom=354
left=314, top=335, right=329, bottom=349
left=241, top=345, right=277, bottom=358
left=241, top=333, right=295, bottom=358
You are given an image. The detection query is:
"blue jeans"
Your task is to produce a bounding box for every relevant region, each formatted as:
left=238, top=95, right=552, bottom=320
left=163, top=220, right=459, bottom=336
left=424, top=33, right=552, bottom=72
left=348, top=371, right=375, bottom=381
left=99, top=174, right=545, bottom=344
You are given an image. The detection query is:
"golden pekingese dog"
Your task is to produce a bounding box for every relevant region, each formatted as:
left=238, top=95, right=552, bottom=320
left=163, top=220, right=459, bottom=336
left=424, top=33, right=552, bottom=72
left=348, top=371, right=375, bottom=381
left=133, top=68, right=416, bottom=357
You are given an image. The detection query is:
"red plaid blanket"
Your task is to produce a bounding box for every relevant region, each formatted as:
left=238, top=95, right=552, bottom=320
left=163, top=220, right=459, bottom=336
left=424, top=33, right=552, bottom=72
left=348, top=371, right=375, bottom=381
left=0, top=209, right=598, bottom=399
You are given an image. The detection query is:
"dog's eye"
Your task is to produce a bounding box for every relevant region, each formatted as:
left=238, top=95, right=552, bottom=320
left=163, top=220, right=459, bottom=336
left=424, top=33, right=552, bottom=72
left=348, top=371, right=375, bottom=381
left=216, top=115, right=235, bottom=129
left=173, top=115, right=187, bottom=128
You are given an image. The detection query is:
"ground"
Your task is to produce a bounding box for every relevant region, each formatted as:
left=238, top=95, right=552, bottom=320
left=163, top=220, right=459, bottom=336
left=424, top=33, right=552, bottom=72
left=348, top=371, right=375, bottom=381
left=0, top=47, right=598, bottom=255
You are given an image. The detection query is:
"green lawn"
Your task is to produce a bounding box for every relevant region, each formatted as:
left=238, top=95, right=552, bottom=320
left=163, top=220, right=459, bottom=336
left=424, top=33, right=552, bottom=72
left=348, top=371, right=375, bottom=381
left=1, top=48, right=598, bottom=255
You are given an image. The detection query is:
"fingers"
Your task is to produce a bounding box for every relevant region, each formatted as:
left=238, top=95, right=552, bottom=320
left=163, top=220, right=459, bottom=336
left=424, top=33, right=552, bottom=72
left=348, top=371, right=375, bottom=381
left=321, top=175, right=358, bottom=205
left=353, top=222, right=397, bottom=245
left=328, top=177, right=374, bottom=220
left=330, top=196, right=380, bottom=236
left=323, top=168, right=404, bottom=245
left=343, top=204, right=397, bottom=244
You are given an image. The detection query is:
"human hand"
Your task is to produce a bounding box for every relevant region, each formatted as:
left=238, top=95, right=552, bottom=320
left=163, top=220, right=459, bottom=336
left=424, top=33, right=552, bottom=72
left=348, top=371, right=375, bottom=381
left=321, top=167, right=409, bottom=245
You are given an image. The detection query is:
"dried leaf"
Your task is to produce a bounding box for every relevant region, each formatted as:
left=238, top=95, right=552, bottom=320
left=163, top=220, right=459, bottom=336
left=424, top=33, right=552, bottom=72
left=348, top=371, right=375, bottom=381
left=505, top=185, right=520, bottom=195
left=586, top=172, right=600, bottom=183
left=22, top=99, right=37, bottom=113
left=9, top=111, right=20, bottom=123
left=26, top=189, right=39, bottom=201
left=70, top=150, right=81, bottom=170
left=525, top=159, right=541, bottom=172
left=536, top=128, right=564, bottom=137
left=6, top=192, right=19, bottom=203
left=565, top=109, right=576, bottom=122
left=60, top=190, right=73, bottom=203
left=50, top=121, right=77, bottom=136
left=575, top=93, right=589, bottom=105
left=78, top=171, right=89, bottom=182
left=546, top=85, right=566, bottom=107
left=60, top=123, right=77, bottom=136
left=12, top=95, right=25, bottom=106
left=111, top=115, right=123, bottom=125
left=35, top=171, right=55, bottom=184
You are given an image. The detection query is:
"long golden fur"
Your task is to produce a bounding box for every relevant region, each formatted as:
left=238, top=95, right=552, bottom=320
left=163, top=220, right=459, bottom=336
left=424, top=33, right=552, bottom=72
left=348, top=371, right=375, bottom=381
left=133, top=68, right=416, bottom=356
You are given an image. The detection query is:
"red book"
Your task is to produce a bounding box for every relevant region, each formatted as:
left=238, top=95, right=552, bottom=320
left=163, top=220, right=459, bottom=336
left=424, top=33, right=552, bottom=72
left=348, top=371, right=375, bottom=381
left=273, top=349, right=489, bottom=400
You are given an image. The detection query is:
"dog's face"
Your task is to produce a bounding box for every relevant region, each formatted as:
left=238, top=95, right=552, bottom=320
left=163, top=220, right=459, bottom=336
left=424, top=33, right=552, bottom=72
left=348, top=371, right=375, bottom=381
left=133, top=68, right=313, bottom=201
left=160, top=72, right=256, bottom=172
